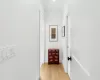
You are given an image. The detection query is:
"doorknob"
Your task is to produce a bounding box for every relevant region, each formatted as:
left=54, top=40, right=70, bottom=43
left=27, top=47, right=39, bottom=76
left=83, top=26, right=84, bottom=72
left=67, top=56, right=72, bottom=61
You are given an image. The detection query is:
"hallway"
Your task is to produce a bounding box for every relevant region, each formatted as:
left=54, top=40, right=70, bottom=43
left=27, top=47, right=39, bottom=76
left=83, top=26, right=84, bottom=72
left=0, top=0, right=100, bottom=80
left=40, top=63, right=70, bottom=80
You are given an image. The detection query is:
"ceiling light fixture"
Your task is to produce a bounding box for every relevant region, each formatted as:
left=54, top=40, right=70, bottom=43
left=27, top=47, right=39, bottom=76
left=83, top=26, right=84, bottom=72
left=52, top=0, right=56, bottom=2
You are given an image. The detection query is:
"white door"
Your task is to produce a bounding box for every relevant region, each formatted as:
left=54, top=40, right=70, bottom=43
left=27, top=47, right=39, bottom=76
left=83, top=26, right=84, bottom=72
left=67, top=15, right=91, bottom=80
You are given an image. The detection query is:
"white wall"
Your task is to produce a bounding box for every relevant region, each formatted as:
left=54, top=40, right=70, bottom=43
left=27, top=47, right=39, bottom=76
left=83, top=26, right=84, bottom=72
left=0, top=0, right=40, bottom=80
left=44, top=10, right=63, bottom=63
left=67, top=0, right=100, bottom=80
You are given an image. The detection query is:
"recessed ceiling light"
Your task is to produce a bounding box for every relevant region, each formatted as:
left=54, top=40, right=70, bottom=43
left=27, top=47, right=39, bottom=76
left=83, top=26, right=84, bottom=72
left=52, top=0, right=56, bottom=2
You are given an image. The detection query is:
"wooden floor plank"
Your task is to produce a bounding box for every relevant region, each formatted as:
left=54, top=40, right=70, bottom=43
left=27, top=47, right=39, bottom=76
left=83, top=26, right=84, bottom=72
left=40, top=63, right=70, bottom=80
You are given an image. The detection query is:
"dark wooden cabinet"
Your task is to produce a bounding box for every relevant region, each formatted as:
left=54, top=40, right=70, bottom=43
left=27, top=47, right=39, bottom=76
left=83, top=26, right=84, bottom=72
left=48, top=49, right=59, bottom=64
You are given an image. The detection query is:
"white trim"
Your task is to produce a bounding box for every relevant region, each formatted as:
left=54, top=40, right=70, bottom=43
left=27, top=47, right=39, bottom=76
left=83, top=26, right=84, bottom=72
left=68, top=61, right=71, bottom=77
left=72, top=55, right=90, bottom=76
left=67, top=15, right=71, bottom=77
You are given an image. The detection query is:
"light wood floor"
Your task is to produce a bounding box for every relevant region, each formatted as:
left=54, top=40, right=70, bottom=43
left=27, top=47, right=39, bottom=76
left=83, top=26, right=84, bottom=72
left=40, top=63, right=70, bottom=80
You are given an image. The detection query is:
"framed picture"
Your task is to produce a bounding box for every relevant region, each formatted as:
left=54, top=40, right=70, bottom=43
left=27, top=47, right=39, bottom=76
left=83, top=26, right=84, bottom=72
left=49, top=25, right=58, bottom=42
left=62, top=26, right=65, bottom=37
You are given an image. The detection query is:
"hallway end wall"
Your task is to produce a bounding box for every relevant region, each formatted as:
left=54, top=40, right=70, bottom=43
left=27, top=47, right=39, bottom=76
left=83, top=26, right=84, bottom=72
left=44, top=10, right=63, bottom=63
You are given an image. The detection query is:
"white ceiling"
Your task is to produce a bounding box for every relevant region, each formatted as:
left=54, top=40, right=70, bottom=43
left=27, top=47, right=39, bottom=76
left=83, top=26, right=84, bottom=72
left=41, top=0, right=66, bottom=11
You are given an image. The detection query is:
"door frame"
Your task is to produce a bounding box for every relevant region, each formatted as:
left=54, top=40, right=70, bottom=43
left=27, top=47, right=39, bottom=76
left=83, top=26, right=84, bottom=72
left=66, top=15, right=71, bottom=77
left=39, top=10, right=45, bottom=68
